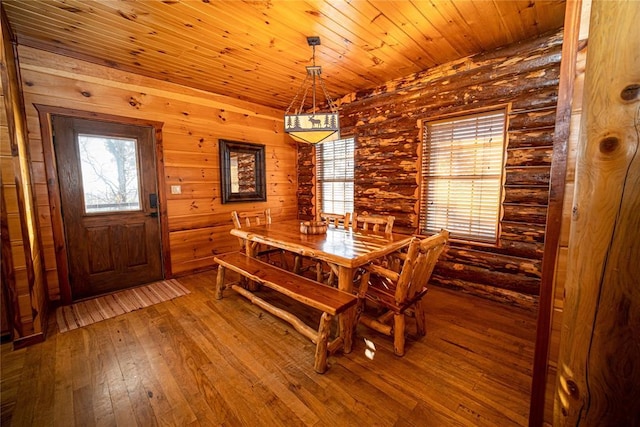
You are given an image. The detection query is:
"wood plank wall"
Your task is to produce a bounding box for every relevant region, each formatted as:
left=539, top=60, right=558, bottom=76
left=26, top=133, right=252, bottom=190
left=15, top=46, right=298, bottom=303
left=542, top=10, right=590, bottom=422
left=299, top=29, right=564, bottom=309
left=1, top=17, right=48, bottom=345
left=542, top=44, right=585, bottom=424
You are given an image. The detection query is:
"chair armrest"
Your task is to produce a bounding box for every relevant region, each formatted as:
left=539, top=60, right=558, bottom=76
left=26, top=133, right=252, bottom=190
left=363, top=263, right=400, bottom=282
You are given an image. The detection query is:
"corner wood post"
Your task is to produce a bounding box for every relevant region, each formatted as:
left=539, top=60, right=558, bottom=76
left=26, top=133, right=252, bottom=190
left=554, top=1, right=640, bottom=424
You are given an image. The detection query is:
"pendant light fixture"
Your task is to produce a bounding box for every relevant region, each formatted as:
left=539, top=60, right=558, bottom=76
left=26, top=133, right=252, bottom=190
left=284, top=36, right=340, bottom=144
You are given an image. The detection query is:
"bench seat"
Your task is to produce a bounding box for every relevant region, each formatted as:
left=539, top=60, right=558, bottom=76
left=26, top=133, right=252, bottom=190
left=214, top=251, right=357, bottom=373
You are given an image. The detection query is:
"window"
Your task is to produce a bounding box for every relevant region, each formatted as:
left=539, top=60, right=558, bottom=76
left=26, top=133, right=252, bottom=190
left=419, top=109, right=507, bottom=243
left=316, top=137, right=355, bottom=215
left=78, top=134, right=141, bottom=213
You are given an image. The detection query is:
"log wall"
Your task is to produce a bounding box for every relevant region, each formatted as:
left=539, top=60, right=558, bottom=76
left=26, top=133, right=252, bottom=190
left=299, top=29, right=564, bottom=308
left=15, top=46, right=298, bottom=302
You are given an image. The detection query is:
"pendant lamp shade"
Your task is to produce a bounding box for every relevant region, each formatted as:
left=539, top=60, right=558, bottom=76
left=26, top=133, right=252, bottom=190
left=285, top=37, right=340, bottom=144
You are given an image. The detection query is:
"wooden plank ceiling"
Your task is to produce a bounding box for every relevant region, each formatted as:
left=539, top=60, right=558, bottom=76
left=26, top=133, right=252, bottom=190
left=2, top=0, right=566, bottom=110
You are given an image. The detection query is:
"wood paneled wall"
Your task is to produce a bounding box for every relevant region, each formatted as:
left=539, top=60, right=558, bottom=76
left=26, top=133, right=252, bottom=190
left=542, top=5, right=590, bottom=421
left=555, top=0, right=640, bottom=422
left=1, top=15, right=48, bottom=345
left=299, top=29, right=564, bottom=309
left=15, top=46, right=298, bottom=302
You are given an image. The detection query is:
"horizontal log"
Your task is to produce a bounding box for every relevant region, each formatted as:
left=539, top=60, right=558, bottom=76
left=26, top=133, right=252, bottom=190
left=498, top=240, right=545, bottom=260
left=450, top=240, right=545, bottom=260
left=356, top=199, right=416, bottom=214
left=507, top=128, right=556, bottom=148
left=357, top=140, right=417, bottom=154
left=508, top=107, right=558, bottom=130
left=355, top=185, right=417, bottom=198
left=356, top=170, right=418, bottom=182
left=434, top=261, right=541, bottom=295
left=506, top=147, right=553, bottom=167
left=505, top=167, right=551, bottom=186
left=503, top=204, right=548, bottom=224
left=441, top=246, right=542, bottom=279
left=429, top=278, right=538, bottom=311
left=501, top=221, right=546, bottom=244
left=503, top=186, right=549, bottom=205
left=510, top=86, right=559, bottom=112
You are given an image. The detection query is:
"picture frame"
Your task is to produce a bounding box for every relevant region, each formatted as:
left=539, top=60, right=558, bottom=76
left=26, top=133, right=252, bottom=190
left=219, top=139, right=267, bottom=204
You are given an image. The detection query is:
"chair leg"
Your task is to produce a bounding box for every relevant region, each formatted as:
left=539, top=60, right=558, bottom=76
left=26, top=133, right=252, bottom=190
left=415, top=300, right=426, bottom=336
left=215, top=265, right=226, bottom=299
left=293, top=255, right=302, bottom=274
left=278, top=250, right=289, bottom=270
left=315, top=261, right=323, bottom=282
left=393, top=313, right=406, bottom=356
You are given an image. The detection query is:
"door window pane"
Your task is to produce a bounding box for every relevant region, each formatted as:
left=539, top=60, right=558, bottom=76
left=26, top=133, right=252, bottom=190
left=78, top=134, right=141, bottom=213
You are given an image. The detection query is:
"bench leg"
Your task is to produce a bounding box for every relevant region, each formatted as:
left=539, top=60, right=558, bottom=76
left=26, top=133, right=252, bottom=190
left=215, top=265, right=226, bottom=299
left=314, top=312, right=333, bottom=374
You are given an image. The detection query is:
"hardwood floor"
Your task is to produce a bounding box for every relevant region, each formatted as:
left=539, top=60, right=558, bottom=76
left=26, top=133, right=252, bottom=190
left=1, top=270, right=537, bottom=426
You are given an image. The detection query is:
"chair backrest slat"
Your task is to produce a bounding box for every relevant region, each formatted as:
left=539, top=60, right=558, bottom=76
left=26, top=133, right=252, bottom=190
left=352, top=212, right=395, bottom=234
left=231, top=209, right=272, bottom=248
left=396, top=230, right=449, bottom=304
left=319, top=211, right=352, bottom=228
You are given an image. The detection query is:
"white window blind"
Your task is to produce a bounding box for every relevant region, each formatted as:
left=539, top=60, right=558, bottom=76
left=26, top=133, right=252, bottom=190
left=419, top=110, right=506, bottom=243
left=316, top=137, right=355, bottom=215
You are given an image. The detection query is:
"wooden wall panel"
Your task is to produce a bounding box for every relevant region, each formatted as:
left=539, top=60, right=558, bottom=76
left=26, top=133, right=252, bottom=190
left=1, top=12, right=48, bottom=346
left=298, top=29, right=564, bottom=309
left=16, top=46, right=298, bottom=301
left=543, top=11, right=590, bottom=424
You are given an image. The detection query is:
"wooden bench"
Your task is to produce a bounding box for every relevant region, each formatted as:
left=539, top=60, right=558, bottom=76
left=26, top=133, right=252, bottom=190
left=214, top=251, right=357, bottom=373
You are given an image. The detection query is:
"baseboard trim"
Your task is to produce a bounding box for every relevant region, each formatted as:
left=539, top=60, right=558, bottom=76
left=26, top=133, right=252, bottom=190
left=12, top=332, right=45, bottom=350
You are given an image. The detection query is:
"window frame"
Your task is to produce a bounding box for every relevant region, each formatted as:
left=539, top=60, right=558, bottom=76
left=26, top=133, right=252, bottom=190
left=315, top=136, right=355, bottom=216
left=418, top=106, right=509, bottom=246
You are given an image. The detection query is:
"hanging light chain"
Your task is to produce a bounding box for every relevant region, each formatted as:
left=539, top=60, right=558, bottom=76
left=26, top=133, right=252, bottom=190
left=318, top=73, right=339, bottom=113
left=284, top=72, right=312, bottom=115
left=286, top=38, right=339, bottom=115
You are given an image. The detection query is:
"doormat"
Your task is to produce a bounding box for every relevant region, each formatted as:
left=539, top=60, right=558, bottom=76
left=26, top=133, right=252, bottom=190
left=56, top=279, right=190, bottom=333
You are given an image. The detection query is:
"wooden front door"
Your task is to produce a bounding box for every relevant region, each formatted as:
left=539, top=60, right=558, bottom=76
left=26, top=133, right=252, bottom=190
left=53, top=116, right=163, bottom=299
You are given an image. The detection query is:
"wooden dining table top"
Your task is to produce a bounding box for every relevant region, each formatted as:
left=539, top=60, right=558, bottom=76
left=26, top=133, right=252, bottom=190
left=230, top=219, right=414, bottom=269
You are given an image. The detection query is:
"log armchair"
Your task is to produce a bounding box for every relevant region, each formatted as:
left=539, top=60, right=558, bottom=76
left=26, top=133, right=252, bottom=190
left=231, top=209, right=288, bottom=269
left=356, top=229, right=449, bottom=356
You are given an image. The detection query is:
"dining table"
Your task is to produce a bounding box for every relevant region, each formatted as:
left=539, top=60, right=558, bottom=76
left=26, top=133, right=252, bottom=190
left=230, top=219, right=414, bottom=353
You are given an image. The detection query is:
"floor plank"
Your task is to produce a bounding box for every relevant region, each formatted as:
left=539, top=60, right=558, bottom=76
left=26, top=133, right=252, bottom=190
left=1, top=270, right=537, bottom=426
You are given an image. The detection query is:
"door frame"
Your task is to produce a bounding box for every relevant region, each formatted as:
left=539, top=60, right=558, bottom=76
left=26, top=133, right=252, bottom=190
left=35, top=105, right=171, bottom=305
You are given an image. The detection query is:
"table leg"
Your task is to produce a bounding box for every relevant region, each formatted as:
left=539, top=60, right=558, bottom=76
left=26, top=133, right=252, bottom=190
left=245, top=240, right=259, bottom=291
left=337, top=266, right=355, bottom=353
